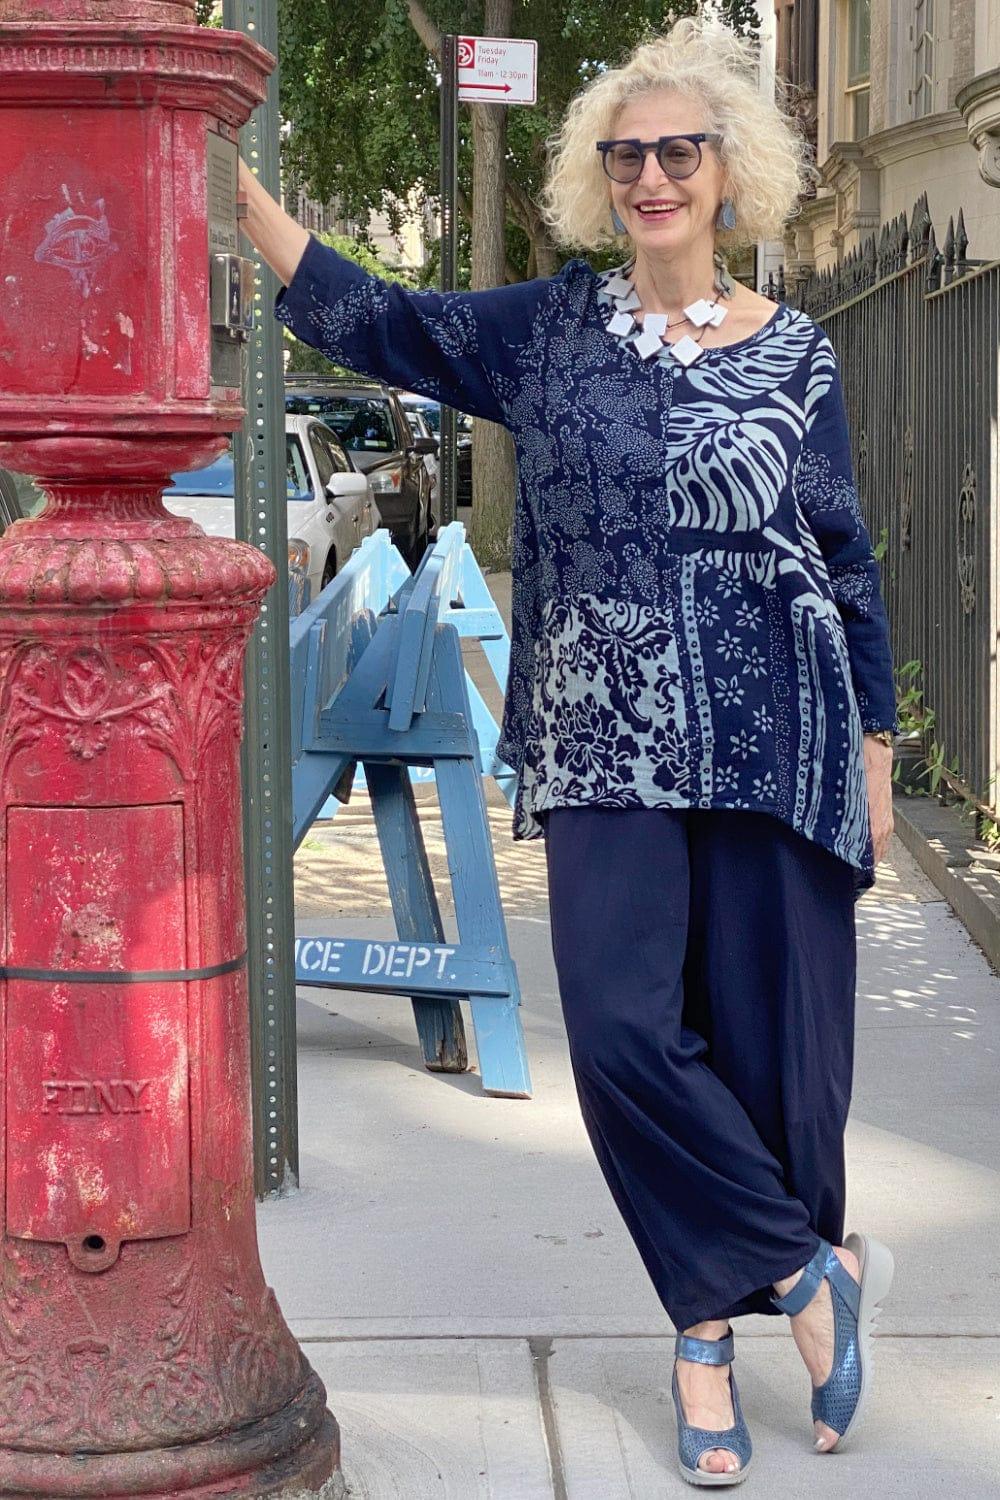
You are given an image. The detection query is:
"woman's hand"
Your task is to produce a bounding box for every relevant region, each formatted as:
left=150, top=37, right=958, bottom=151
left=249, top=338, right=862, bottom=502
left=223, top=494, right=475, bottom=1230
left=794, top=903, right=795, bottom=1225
left=864, top=734, right=895, bottom=866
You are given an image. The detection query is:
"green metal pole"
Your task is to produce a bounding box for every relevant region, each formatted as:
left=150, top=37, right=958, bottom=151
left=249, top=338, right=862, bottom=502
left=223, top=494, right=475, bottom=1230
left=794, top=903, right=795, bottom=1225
left=224, top=0, right=299, bottom=1198
left=439, top=32, right=459, bottom=525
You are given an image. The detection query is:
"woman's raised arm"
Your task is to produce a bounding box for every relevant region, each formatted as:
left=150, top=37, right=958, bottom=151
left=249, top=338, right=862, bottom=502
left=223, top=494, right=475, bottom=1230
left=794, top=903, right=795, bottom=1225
left=237, top=157, right=310, bottom=287
left=236, top=157, right=580, bottom=428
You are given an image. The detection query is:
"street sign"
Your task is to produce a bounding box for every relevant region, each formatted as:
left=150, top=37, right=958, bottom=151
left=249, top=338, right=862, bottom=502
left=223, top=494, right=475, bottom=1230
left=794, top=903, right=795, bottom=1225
left=457, top=35, right=537, bottom=106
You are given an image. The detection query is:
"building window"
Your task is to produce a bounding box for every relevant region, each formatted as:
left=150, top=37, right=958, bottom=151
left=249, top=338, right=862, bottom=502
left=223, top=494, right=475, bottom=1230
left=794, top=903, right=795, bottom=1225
left=912, top=0, right=934, bottom=118
left=846, top=0, right=870, bottom=139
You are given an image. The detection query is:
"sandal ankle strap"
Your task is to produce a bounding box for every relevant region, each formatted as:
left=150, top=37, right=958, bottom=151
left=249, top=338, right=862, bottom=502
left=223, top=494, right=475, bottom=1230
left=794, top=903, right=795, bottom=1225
left=770, top=1239, right=833, bottom=1316
left=674, top=1326, right=735, bottom=1365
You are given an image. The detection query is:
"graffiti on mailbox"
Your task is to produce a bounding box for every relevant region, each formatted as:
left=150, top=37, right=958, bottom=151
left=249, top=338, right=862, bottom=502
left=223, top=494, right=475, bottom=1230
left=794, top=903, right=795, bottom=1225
left=35, top=192, right=119, bottom=297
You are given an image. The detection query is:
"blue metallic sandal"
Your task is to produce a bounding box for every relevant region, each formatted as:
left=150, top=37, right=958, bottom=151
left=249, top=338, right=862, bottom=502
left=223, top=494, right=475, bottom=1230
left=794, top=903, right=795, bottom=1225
left=671, top=1326, right=753, bottom=1486
left=769, top=1232, right=894, bottom=1450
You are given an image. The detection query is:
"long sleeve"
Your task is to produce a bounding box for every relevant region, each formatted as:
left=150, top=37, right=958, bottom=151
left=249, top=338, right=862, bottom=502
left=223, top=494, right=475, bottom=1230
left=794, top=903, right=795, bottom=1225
left=274, top=235, right=569, bottom=427
left=796, top=341, right=899, bottom=733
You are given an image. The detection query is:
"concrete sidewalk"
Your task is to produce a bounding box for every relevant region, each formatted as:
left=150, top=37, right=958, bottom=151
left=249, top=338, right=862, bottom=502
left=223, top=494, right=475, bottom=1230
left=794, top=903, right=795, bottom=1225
left=260, top=568, right=1000, bottom=1497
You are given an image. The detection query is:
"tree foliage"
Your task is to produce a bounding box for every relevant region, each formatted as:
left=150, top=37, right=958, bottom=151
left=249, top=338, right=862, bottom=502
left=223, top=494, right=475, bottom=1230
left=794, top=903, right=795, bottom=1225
left=276, top=0, right=759, bottom=284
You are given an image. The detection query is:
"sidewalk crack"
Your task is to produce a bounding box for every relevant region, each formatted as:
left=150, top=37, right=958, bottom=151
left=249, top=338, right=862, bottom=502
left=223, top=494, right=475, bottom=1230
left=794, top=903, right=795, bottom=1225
left=529, top=1335, right=568, bottom=1500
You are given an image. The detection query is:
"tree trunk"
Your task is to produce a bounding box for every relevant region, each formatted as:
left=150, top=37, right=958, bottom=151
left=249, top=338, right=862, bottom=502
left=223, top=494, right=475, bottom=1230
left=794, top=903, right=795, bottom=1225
left=468, top=0, right=516, bottom=573
left=532, top=238, right=560, bottom=278
left=507, top=176, right=560, bottom=280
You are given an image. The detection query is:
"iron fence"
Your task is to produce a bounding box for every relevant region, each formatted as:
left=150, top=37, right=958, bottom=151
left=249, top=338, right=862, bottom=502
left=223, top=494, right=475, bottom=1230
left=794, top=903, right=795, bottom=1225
left=771, top=193, right=1000, bottom=822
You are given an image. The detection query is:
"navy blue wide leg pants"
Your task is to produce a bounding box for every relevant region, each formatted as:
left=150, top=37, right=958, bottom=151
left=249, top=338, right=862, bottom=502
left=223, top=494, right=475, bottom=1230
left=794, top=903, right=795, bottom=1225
left=543, top=805, right=858, bottom=1332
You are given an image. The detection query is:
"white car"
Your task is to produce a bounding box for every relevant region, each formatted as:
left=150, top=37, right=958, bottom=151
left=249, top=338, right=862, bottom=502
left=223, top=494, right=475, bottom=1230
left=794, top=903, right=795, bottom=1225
left=164, top=414, right=377, bottom=612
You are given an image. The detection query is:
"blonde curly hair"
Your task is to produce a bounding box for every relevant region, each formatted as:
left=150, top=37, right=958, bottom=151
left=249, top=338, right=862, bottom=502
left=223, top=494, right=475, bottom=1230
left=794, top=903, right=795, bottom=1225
left=539, top=16, right=812, bottom=253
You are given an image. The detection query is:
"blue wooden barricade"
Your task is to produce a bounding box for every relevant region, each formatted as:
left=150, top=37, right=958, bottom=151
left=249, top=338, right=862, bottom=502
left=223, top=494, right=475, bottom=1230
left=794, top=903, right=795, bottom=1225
left=309, top=524, right=517, bottom=811
left=289, top=525, right=531, bottom=1098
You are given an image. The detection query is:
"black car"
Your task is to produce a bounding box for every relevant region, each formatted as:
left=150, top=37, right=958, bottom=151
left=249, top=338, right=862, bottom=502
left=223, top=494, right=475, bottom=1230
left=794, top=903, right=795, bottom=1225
left=396, top=394, right=473, bottom=507
left=285, top=377, right=436, bottom=568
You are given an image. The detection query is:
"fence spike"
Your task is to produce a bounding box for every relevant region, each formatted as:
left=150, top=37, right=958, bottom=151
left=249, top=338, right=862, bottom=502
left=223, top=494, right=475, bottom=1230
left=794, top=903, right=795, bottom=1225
left=910, top=191, right=931, bottom=262
left=943, top=216, right=956, bottom=284
left=925, top=222, right=943, bottom=292
left=956, top=207, right=970, bottom=275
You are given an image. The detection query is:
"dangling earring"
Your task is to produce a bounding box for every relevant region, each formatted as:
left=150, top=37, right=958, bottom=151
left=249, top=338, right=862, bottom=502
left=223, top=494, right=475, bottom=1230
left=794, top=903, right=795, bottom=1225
left=716, top=198, right=737, bottom=232
left=610, top=205, right=628, bottom=235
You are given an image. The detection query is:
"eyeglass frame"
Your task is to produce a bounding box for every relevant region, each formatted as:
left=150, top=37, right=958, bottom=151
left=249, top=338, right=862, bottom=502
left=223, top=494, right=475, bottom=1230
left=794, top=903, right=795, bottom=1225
left=595, top=132, right=724, bottom=182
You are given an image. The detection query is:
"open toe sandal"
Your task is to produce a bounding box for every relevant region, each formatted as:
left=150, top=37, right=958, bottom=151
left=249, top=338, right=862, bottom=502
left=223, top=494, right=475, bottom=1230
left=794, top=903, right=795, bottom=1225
left=671, top=1325, right=753, bottom=1486
left=769, top=1232, right=894, bottom=1450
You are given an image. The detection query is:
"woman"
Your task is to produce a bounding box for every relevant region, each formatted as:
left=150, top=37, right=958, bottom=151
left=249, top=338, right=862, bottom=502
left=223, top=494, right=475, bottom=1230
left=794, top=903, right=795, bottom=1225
left=240, top=17, right=896, bottom=1487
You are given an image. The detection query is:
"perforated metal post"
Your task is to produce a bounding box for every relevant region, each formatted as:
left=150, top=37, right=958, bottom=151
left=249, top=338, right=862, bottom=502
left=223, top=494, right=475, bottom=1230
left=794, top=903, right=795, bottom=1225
left=438, top=32, right=459, bottom=525
left=224, top=0, right=299, bottom=1198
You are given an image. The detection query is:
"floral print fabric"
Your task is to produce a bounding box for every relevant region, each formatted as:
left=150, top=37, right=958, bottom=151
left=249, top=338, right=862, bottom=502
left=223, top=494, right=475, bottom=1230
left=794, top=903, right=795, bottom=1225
left=275, top=237, right=898, bottom=892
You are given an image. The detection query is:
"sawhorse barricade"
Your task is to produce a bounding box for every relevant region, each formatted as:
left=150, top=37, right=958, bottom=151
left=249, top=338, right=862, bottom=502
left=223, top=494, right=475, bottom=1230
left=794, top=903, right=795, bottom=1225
left=289, top=524, right=531, bottom=1098
left=310, top=524, right=517, bottom=812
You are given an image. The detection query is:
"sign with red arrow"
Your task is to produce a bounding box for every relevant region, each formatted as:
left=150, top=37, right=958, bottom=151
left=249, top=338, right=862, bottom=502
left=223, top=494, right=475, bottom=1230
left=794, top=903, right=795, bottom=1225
left=457, top=35, right=537, bottom=106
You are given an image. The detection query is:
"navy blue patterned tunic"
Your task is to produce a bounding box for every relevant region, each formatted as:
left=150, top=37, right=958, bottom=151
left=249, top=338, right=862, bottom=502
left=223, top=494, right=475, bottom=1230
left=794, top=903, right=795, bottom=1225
left=276, top=236, right=898, bottom=893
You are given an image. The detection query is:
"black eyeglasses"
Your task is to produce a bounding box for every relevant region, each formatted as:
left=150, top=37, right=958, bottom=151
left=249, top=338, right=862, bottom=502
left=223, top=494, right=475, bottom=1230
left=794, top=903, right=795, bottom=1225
left=595, top=133, right=723, bottom=183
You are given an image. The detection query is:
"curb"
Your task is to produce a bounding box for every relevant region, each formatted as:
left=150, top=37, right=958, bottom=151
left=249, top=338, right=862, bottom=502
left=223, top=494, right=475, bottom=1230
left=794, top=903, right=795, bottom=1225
left=891, top=787, right=1000, bottom=974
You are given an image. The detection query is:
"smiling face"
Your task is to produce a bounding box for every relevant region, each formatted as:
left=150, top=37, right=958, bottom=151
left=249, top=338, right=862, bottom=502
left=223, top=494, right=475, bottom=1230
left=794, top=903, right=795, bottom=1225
left=606, top=88, right=726, bottom=256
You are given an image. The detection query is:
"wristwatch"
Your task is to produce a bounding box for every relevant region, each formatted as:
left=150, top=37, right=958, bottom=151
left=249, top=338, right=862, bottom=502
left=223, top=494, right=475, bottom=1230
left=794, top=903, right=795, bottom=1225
left=866, top=729, right=896, bottom=748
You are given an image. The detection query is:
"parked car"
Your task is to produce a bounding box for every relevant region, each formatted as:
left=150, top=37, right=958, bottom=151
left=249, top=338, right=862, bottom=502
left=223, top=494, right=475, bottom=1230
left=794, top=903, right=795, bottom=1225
left=163, top=414, right=376, bottom=612
left=285, top=377, right=436, bottom=567
left=400, top=402, right=439, bottom=510
left=395, top=392, right=473, bottom=507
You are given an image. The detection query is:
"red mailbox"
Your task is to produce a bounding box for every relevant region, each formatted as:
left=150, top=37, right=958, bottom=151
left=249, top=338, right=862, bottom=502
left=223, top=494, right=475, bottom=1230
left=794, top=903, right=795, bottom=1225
left=0, top=1, right=341, bottom=1495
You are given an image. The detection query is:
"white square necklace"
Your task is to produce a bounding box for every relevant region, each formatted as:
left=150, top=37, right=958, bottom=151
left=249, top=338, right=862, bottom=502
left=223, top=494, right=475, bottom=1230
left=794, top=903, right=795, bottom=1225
left=601, top=267, right=732, bottom=365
